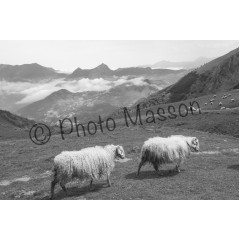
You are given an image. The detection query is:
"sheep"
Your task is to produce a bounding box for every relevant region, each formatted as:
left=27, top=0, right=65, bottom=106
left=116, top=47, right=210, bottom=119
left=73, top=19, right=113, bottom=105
left=220, top=107, right=226, bottom=110
left=188, top=106, right=197, bottom=111
left=137, top=135, right=199, bottom=176
left=219, top=102, right=222, bottom=106
left=51, top=144, right=125, bottom=199
left=210, top=102, right=213, bottom=105
left=228, top=94, right=231, bottom=97
left=231, top=98, right=235, bottom=102
left=222, top=94, right=228, bottom=99
left=213, top=95, right=217, bottom=98
left=210, top=99, right=215, bottom=102
left=205, top=103, right=207, bottom=106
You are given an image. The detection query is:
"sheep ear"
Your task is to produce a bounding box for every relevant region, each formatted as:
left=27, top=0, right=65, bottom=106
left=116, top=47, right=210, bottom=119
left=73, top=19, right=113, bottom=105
left=192, top=137, right=197, bottom=145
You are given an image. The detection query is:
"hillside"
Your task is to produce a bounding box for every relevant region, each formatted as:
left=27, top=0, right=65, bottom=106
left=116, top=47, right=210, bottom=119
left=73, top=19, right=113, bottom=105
left=0, top=110, right=238, bottom=200
left=17, top=82, right=159, bottom=124
left=0, top=110, right=35, bottom=139
left=134, top=48, right=239, bottom=107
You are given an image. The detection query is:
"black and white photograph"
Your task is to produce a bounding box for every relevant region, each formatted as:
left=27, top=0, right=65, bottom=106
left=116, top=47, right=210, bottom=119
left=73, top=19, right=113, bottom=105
left=0, top=40, right=238, bottom=200
left=0, top=1, right=239, bottom=240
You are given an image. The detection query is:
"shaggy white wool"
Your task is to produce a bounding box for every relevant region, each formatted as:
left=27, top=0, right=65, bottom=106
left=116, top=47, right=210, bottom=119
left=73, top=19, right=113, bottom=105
left=53, top=145, right=124, bottom=183
left=140, top=135, right=199, bottom=166
left=50, top=144, right=125, bottom=198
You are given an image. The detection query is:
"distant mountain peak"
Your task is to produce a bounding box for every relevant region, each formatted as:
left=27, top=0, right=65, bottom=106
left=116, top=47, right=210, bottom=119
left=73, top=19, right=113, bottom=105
left=46, top=89, right=73, bottom=99
left=51, top=89, right=72, bottom=95
left=94, top=63, right=111, bottom=71
left=0, top=63, right=63, bottom=82
left=72, top=67, right=82, bottom=73
left=140, top=57, right=213, bottom=69
left=136, top=48, right=239, bottom=107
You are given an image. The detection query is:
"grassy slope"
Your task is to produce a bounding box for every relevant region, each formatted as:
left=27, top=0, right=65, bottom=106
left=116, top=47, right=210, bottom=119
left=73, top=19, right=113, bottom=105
left=0, top=110, right=238, bottom=200
left=145, top=89, right=239, bottom=137
left=0, top=110, right=35, bottom=139
left=0, top=89, right=238, bottom=200
left=112, top=89, right=239, bottom=137
left=135, top=48, right=239, bottom=107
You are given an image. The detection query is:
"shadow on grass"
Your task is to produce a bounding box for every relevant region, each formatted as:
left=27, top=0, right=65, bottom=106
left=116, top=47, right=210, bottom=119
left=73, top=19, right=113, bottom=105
left=125, top=169, right=184, bottom=180
left=227, top=164, right=239, bottom=171
left=40, top=183, right=106, bottom=200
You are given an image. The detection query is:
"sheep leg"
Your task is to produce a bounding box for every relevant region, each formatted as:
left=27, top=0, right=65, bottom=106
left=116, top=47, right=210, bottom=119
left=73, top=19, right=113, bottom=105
left=169, top=165, right=181, bottom=173
left=60, top=181, right=68, bottom=195
left=89, top=179, right=93, bottom=189
left=107, top=175, right=111, bottom=187
left=153, top=163, right=162, bottom=176
left=50, top=178, right=59, bottom=199
left=137, top=161, right=144, bottom=176
left=175, top=165, right=181, bottom=173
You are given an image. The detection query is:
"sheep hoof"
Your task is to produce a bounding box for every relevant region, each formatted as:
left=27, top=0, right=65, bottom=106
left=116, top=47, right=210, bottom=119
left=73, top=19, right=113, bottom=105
left=175, top=167, right=181, bottom=173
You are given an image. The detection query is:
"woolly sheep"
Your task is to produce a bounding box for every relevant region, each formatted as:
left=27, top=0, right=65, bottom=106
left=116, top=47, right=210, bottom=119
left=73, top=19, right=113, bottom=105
left=188, top=106, right=197, bottom=111
left=51, top=144, right=125, bottom=199
left=222, top=94, right=227, bottom=99
left=219, top=102, right=222, bottom=106
left=205, top=103, right=207, bottom=106
left=137, top=135, right=199, bottom=176
left=220, top=107, right=226, bottom=110
left=210, top=99, right=215, bottom=102
left=213, top=95, right=217, bottom=98
left=231, top=98, right=235, bottom=102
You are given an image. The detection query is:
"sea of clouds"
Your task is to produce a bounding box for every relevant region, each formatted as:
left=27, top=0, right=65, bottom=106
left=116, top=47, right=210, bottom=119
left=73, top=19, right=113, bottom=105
left=0, top=76, right=158, bottom=105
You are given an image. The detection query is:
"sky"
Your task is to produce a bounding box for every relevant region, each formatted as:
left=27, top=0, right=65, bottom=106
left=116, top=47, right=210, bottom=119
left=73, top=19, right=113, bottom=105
left=0, top=40, right=238, bottom=72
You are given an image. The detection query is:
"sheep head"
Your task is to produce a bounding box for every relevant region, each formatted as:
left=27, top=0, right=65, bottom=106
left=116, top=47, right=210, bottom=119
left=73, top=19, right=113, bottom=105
left=188, top=137, right=199, bottom=152
left=116, top=145, right=125, bottom=159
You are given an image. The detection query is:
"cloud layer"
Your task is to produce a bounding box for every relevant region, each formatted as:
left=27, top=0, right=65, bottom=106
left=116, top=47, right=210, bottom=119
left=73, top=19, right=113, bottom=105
left=0, top=76, right=157, bottom=105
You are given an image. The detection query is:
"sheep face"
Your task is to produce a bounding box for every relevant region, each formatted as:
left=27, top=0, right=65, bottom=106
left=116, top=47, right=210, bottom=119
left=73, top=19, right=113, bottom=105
left=188, top=137, right=199, bottom=152
left=116, top=146, right=125, bottom=159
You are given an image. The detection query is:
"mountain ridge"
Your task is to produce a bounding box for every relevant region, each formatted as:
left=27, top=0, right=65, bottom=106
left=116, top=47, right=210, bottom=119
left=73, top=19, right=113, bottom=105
left=67, top=64, right=186, bottom=79
left=139, top=57, right=213, bottom=69
left=16, top=81, right=159, bottom=124
left=0, top=109, right=35, bottom=139
left=0, top=63, right=67, bottom=82
left=133, top=48, right=239, bottom=109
